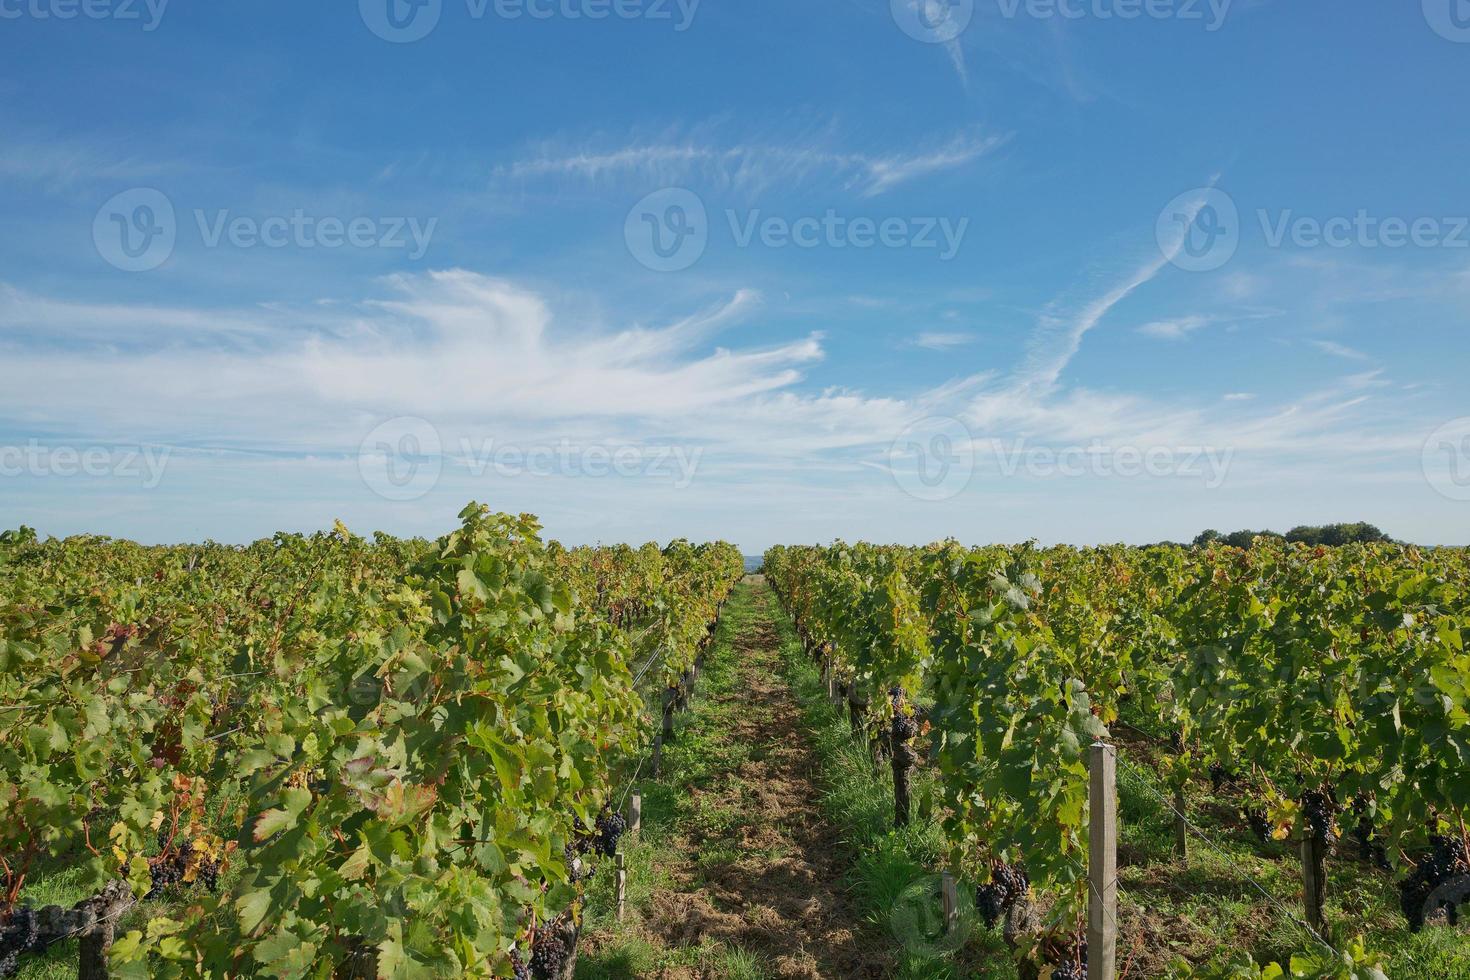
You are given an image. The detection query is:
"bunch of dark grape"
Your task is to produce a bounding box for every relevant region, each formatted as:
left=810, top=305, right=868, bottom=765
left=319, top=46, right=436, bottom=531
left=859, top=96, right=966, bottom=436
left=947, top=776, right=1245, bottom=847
left=975, top=862, right=1029, bottom=928
left=889, top=689, right=918, bottom=743
left=149, top=852, right=186, bottom=894
left=562, top=844, right=592, bottom=883
left=1350, top=797, right=1389, bottom=870
left=0, top=907, right=43, bottom=979
left=1244, top=808, right=1271, bottom=843
left=1301, top=790, right=1338, bottom=846
left=595, top=809, right=626, bottom=858
left=891, top=712, right=917, bottom=743
left=146, top=841, right=222, bottom=898
left=1050, top=947, right=1087, bottom=980
left=1399, top=835, right=1470, bottom=932
left=510, top=950, right=532, bottom=980
left=1209, top=763, right=1234, bottom=791
left=530, top=917, right=571, bottom=979
left=1170, top=730, right=1185, bottom=754
left=1051, top=960, right=1087, bottom=980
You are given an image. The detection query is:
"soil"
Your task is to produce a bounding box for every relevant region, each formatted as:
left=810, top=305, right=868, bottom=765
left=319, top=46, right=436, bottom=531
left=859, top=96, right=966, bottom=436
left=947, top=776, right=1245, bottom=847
left=617, top=581, right=889, bottom=979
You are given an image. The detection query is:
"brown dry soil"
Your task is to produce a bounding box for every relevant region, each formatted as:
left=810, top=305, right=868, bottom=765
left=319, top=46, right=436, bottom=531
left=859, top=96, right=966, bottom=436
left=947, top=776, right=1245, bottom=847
left=581, top=579, right=890, bottom=979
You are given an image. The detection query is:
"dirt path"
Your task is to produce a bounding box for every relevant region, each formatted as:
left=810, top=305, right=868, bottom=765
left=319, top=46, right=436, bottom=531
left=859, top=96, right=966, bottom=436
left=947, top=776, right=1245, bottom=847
left=638, top=578, right=889, bottom=979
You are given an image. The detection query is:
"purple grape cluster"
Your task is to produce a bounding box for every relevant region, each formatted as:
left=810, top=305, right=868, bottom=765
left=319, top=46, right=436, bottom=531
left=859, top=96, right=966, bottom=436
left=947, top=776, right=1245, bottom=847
left=1399, top=835, right=1470, bottom=932
left=0, top=907, right=43, bottom=979
left=530, top=917, right=570, bottom=979
left=146, top=840, right=221, bottom=899
left=1244, top=808, right=1271, bottom=843
left=1050, top=938, right=1087, bottom=980
left=1301, top=790, right=1338, bottom=846
left=975, top=863, right=1029, bottom=928
left=1350, top=797, right=1389, bottom=870
left=595, top=809, right=627, bottom=858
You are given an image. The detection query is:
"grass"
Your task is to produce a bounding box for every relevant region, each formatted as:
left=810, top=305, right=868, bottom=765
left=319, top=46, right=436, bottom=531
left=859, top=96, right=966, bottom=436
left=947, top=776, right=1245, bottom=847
left=576, top=580, right=778, bottom=980
left=1107, top=735, right=1470, bottom=977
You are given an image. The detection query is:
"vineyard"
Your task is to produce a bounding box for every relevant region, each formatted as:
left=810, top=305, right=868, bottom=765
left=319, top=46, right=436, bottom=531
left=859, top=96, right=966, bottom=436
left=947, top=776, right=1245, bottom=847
left=762, top=540, right=1470, bottom=979
left=1, top=516, right=1468, bottom=978
left=0, top=505, right=740, bottom=979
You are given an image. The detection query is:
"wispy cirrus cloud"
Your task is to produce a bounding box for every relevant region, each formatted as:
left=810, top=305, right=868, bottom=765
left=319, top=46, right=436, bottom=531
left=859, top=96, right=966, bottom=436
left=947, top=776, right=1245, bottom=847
left=907, top=330, right=975, bottom=351
left=0, top=133, right=176, bottom=192
left=1137, top=314, right=1215, bottom=340
left=494, top=127, right=1008, bottom=198
left=1310, top=339, right=1372, bottom=363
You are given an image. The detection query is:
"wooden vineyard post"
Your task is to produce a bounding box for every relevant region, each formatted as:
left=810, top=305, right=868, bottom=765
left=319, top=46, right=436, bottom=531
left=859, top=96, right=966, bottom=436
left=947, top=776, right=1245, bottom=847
left=848, top=690, right=867, bottom=739
left=1089, top=742, right=1118, bottom=980
left=627, top=791, right=642, bottom=836
left=891, top=719, right=917, bottom=829
left=615, top=852, right=628, bottom=923
left=1174, top=784, right=1189, bottom=863
left=661, top=687, right=676, bottom=742
left=1302, top=835, right=1327, bottom=936
left=650, top=733, right=664, bottom=778
left=941, top=872, right=959, bottom=935
left=676, top=671, right=692, bottom=713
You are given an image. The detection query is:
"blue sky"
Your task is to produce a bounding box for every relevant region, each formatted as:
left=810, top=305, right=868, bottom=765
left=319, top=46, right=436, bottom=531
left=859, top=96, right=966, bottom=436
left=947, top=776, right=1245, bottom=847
left=2, top=0, right=1469, bottom=549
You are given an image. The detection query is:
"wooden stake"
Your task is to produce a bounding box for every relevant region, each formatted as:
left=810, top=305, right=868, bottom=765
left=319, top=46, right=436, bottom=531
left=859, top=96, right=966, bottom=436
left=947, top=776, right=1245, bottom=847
left=627, top=791, right=642, bottom=836
left=650, top=733, right=663, bottom=778
left=1302, top=835, right=1327, bottom=936
left=1174, top=784, right=1189, bottom=863
left=940, top=872, right=959, bottom=935
left=615, top=852, right=628, bottom=923
left=892, top=730, right=917, bottom=829
left=1089, top=742, right=1118, bottom=980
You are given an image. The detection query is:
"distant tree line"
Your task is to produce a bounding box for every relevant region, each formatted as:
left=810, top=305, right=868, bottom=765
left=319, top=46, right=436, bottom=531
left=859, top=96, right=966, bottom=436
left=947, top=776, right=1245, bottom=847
left=1191, top=523, right=1393, bottom=549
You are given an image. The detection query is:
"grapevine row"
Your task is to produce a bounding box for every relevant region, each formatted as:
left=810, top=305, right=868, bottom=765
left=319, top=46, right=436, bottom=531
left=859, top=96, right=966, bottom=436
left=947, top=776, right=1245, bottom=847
left=0, top=505, right=739, bottom=978
left=764, top=538, right=1469, bottom=977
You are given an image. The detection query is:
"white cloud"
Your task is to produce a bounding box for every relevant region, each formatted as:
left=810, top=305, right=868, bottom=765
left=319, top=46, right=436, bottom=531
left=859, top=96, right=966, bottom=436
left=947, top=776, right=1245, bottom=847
left=0, top=135, right=172, bottom=191
left=0, top=257, right=1448, bottom=546
left=909, top=331, right=975, bottom=351
left=1137, top=315, right=1213, bottom=340
left=0, top=271, right=924, bottom=461
left=496, top=128, right=1008, bottom=198
left=1310, top=339, right=1372, bottom=363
